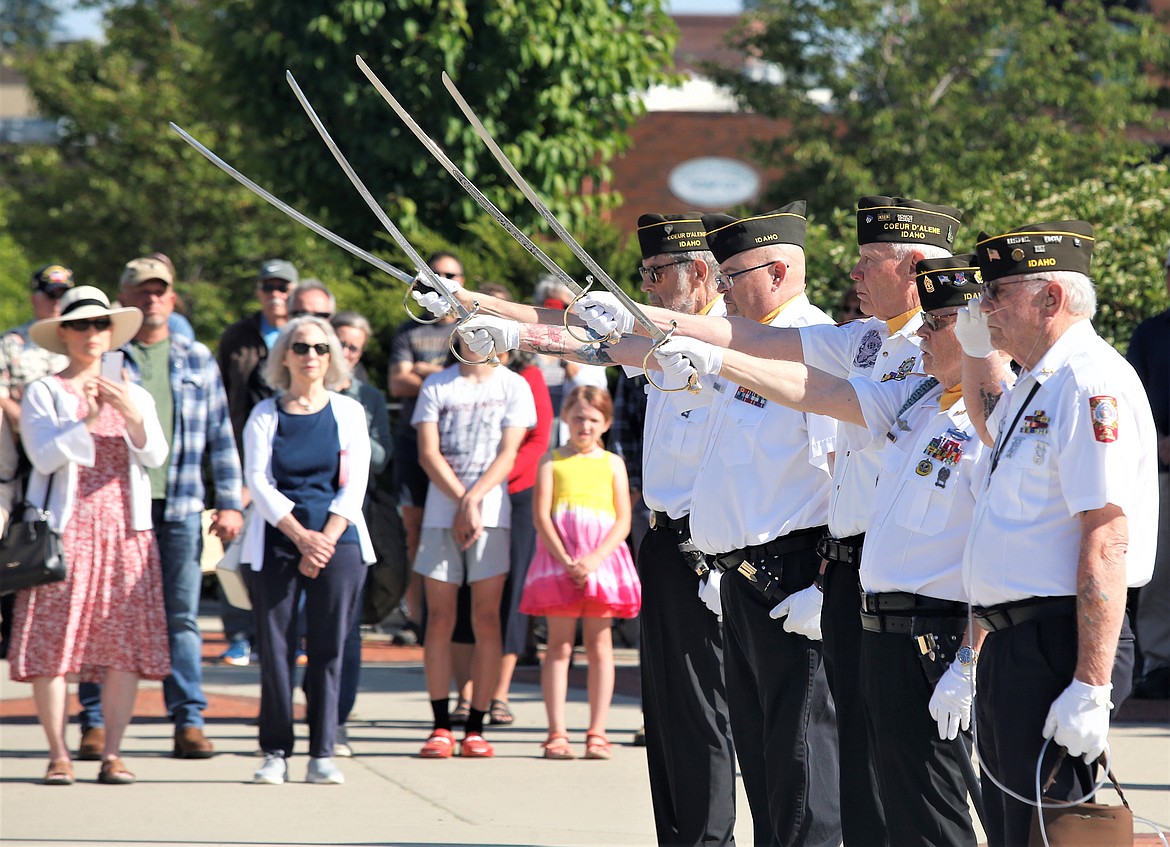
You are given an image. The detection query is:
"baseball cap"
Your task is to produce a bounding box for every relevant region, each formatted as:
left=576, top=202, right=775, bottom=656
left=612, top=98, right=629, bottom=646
left=31, top=264, right=75, bottom=296
left=258, top=259, right=298, bottom=284
left=120, top=257, right=174, bottom=287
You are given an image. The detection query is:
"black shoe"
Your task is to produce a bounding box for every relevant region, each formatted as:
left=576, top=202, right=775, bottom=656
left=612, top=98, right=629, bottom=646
left=1133, top=666, right=1170, bottom=699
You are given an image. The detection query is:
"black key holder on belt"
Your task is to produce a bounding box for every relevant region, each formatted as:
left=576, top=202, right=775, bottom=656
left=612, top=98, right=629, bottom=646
left=714, top=548, right=786, bottom=603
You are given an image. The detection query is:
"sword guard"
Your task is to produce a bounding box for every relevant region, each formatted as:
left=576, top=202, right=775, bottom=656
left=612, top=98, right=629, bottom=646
left=450, top=301, right=500, bottom=367
left=644, top=322, right=703, bottom=395
left=563, top=277, right=618, bottom=345
left=403, top=278, right=444, bottom=325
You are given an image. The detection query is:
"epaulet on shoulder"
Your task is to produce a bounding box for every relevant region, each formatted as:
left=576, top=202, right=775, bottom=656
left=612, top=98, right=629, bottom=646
left=836, top=318, right=863, bottom=327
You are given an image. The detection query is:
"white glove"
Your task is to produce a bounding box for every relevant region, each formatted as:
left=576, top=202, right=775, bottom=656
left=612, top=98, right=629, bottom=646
left=570, top=292, right=635, bottom=337
left=954, top=296, right=994, bottom=358
left=698, top=569, right=723, bottom=619
left=769, top=585, right=823, bottom=640
left=1043, top=679, right=1113, bottom=762
left=409, top=272, right=463, bottom=318
left=653, top=336, right=724, bottom=380
left=929, top=660, right=976, bottom=741
left=456, top=316, right=520, bottom=358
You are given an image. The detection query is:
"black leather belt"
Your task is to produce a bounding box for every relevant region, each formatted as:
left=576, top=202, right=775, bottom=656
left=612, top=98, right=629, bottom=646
left=974, top=596, right=1077, bottom=632
left=649, top=510, right=689, bottom=532
left=816, top=532, right=865, bottom=566
left=859, top=592, right=968, bottom=635
left=860, top=591, right=965, bottom=614
left=712, top=525, right=825, bottom=603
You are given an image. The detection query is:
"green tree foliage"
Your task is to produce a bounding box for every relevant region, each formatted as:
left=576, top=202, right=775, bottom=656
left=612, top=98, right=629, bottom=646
left=208, top=0, right=678, bottom=243
left=0, top=0, right=57, bottom=48
left=718, top=0, right=1170, bottom=215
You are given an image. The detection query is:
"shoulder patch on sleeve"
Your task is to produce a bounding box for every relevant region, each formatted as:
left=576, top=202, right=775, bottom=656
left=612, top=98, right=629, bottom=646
left=1089, top=395, right=1119, bottom=443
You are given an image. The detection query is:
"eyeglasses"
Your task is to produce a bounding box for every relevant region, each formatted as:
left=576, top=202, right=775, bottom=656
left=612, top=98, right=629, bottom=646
left=339, top=341, right=362, bottom=354
left=292, top=310, right=333, bottom=319
left=291, top=342, right=330, bottom=356
left=983, top=278, right=1032, bottom=301
left=260, top=281, right=291, bottom=294
left=62, top=317, right=112, bottom=332
left=637, top=258, right=692, bottom=285
left=38, top=284, right=70, bottom=300
left=715, top=260, right=777, bottom=289
left=921, top=311, right=959, bottom=331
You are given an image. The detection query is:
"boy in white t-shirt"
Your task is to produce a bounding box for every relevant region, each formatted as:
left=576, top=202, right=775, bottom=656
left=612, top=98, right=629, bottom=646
left=411, top=345, right=536, bottom=758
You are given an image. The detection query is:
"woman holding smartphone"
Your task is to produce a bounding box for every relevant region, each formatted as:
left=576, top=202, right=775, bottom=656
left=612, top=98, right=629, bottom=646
left=8, top=286, right=169, bottom=786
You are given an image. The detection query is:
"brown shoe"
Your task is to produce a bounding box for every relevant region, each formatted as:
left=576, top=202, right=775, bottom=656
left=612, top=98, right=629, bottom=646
left=173, top=726, right=215, bottom=759
left=77, top=727, right=105, bottom=761
left=43, top=758, right=75, bottom=785
left=96, top=756, right=135, bottom=785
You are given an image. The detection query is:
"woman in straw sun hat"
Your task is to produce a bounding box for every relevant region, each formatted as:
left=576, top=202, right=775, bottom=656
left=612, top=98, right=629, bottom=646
left=7, top=285, right=171, bottom=787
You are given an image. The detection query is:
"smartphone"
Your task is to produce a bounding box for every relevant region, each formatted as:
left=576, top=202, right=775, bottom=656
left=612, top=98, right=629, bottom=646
left=100, top=351, right=124, bottom=383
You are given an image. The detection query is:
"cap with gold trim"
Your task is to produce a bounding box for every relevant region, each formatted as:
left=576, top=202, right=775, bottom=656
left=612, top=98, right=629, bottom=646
left=701, top=201, right=807, bottom=265
left=856, top=196, right=961, bottom=249
left=975, top=221, right=1094, bottom=282
left=915, top=253, right=982, bottom=311
left=637, top=213, right=708, bottom=260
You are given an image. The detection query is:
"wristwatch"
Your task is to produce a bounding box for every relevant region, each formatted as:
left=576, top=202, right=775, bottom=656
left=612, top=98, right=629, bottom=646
left=956, top=645, right=979, bottom=668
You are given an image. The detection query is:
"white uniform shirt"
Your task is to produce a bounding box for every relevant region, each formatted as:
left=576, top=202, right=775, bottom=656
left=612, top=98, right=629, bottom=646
left=963, top=320, right=1158, bottom=606
left=688, top=295, right=838, bottom=554
left=800, top=313, right=925, bottom=537
left=852, top=376, right=985, bottom=600
left=640, top=299, right=727, bottom=518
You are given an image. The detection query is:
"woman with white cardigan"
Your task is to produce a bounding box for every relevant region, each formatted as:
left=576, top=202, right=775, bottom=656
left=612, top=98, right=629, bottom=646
left=241, top=315, right=373, bottom=786
left=8, top=286, right=168, bottom=786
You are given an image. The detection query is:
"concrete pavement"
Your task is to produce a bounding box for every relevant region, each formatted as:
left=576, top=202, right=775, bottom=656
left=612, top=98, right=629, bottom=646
left=1, top=634, right=1167, bottom=846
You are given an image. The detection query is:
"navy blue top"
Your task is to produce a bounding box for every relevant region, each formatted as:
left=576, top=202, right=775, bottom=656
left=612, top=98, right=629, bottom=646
left=271, top=402, right=358, bottom=544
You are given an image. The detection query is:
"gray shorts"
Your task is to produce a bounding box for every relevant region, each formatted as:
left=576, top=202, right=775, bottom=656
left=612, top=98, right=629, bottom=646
left=413, top=527, right=510, bottom=585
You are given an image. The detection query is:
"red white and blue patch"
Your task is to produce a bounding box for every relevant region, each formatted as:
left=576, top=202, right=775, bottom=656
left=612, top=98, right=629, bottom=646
left=1089, top=396, right=1118, bottom=443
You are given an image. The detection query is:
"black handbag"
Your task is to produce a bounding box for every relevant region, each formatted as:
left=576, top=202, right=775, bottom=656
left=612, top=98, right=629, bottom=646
left=0, top=472, right=65, bottom=596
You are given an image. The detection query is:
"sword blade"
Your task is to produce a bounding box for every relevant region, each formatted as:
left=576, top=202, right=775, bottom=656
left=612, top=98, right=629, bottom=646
left=356, top=56, right=584, bottom=298
left=285, top=71, right=468, bottom=319
left=441, top=71, right=665, bottom=342
left=169, top=122, right=415, bottom=285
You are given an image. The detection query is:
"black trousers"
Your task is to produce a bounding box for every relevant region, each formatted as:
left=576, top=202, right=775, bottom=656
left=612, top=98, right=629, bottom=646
left=860, top=626, right=977, bottom=847
left=821, top=559, right=889, bottom=846
left=720, top=544, right=842, bottom=847
left=976, top=611, right=1135, bottom=847
left=250, top=529, right=366, bottom=759
left=638, top=526, right=737, bottom=846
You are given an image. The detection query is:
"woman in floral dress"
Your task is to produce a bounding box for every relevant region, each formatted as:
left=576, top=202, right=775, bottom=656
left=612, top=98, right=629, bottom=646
left=8, top=286, right=169, bottom=786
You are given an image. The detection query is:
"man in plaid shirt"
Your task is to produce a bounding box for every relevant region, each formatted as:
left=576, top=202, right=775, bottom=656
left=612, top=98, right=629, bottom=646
left=76, top=257, right=243, bottom=761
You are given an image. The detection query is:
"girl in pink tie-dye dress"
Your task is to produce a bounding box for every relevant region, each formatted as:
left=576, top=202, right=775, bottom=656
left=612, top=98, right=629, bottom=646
left=520, top=386, right=640, bottom=760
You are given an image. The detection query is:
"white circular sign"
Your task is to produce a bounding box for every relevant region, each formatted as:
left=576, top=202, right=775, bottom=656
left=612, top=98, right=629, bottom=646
left=668, top=157, right=760, bottom=208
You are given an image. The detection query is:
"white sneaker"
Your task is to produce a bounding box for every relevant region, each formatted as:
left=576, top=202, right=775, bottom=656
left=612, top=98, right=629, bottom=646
left=253, top=752, right=287, bottom=785
left=307, top=757, right=344, bottom=785
left=334, top=724, right=353, bottom=758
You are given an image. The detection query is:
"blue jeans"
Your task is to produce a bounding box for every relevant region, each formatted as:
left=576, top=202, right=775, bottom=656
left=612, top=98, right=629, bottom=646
left=80, top=503, right=207, bottom=730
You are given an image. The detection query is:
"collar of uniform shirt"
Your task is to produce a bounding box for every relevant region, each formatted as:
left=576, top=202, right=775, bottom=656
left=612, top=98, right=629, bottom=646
left=757, top=293, right=803, bottom=326
left=885, top=305, right=921, bottom=335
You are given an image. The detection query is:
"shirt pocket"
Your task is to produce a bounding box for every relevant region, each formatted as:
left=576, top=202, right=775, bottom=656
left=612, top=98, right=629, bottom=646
left=717, top=399, right=766, bottom=466
left=987, top=436, right=1052, bottom=521
left=893, top=457, right=960, bottom=535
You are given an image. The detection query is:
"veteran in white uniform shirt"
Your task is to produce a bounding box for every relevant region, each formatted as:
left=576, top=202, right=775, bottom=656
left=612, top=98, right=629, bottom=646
left=959, top=220, right=1157, bottom=847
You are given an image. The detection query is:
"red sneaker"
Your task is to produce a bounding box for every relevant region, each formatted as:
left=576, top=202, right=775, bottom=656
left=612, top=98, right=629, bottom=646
left=459, top=733, right=494, bottom=758
left=419, top=728, right=455, bottom=759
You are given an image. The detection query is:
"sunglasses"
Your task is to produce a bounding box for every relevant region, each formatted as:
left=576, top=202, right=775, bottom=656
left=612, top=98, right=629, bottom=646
left=291, top=341, right=330, bottom=356
left=983, top=278, right=1032, bottom=301
left=637, top=258, right=692, bottom=285
left=339, top=341, right=362, bottom=354
left=292, top=310, right=333, bottom=319
left=715, top=260, right=777, bottom=289
left=62, top=317, right=112, bottom=332
left=921, top=311, right=959, bottom=331
left=261, top=281, right=291, bottom=294
left=38, top=284, right=70, bottom=300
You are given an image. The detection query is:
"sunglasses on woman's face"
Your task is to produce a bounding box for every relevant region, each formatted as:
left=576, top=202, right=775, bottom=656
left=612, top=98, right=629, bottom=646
left=62, top=317, right=112, bottom=332
left=291, top=341, right=330, bottom=356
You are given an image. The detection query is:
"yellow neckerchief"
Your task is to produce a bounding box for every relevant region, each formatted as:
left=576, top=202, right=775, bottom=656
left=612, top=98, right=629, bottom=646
left=940, top=385, right=963, bottom=412
left=757, top=293, right=802, bottom=326
left=885, top=306, right=920, bottom=335
left=698, top=294, right=724, bottom=316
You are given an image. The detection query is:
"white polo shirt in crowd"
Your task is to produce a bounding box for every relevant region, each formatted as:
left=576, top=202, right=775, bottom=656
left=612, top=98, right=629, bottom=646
left=688, top=294, right=838, bottom=555
left=640, top=298, right=728, bottom=520
left=800, top=310, right=924, bottom=538
left=850, top=376, right=986, bottom=601
left=963, top=320, right=1158, bottom=606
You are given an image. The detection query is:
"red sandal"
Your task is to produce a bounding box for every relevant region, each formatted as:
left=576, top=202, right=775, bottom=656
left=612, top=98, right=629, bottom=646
left=419, top=728, right=454, bottom=759
left=541, top=733, right=576, bottom=760
left=584, top=734, right=612, bottom=760
left=459, top=733, right=495, bottom=758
